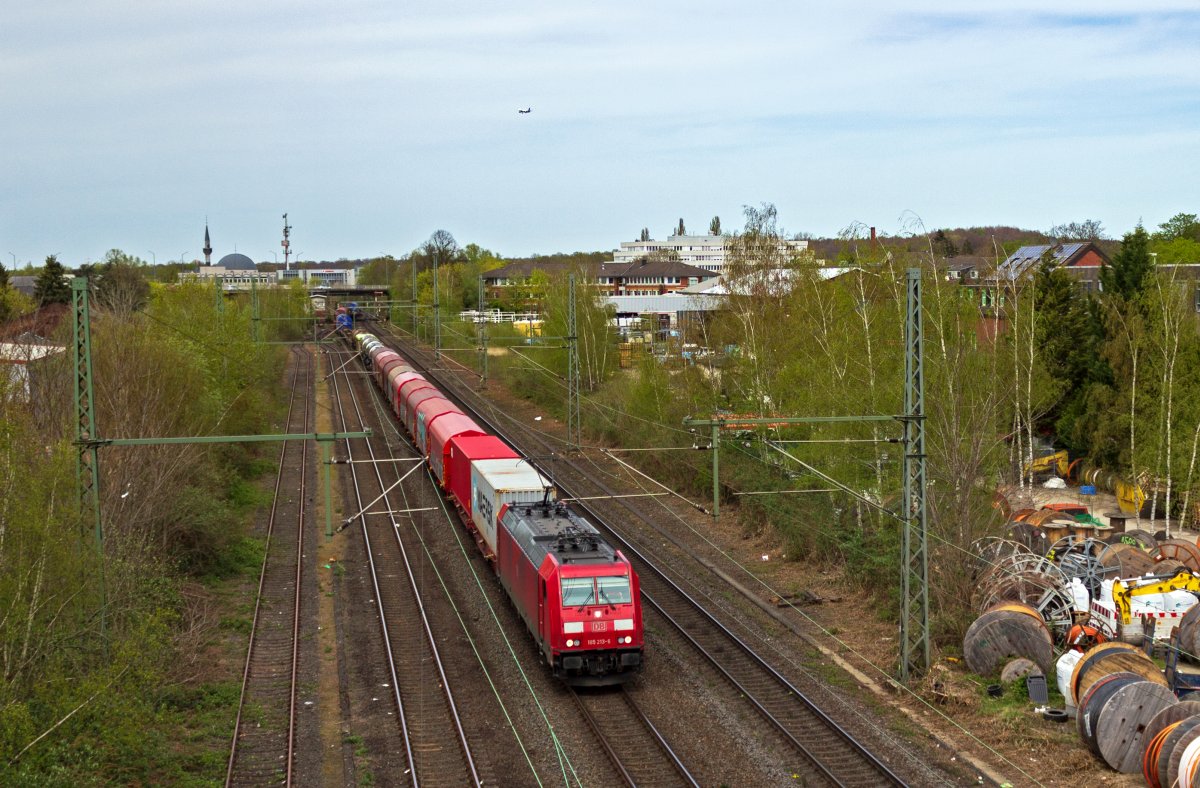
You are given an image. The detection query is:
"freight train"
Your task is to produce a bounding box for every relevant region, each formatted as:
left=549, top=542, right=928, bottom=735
left=347, top=329, right=644, bottom=684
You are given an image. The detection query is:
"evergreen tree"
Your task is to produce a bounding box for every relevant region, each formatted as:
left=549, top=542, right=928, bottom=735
left=709, top=216, right=721, bottom=236
left=931, top=229, right=958, bottom=258
left=0, top=262, right=9, bottom=323
left=1100, top=224, right=1154, bottom=303
left=34, top=254, right=71, bottom=305
left=675, top=218, right=685, bottom=236
left=639, top=227, right=650, bottom=242
left=1033, top=257, right=1105, bottom=453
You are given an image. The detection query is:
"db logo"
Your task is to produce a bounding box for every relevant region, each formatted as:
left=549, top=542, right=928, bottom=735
left=590, top=621, right=608, bottom=632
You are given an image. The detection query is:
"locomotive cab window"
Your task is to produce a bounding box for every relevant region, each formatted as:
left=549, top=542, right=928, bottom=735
left=561, top=576, right=632, bottom=607
left=561, top=577, right=594, bottom=606
left=597, top=576, right=631, bottom=605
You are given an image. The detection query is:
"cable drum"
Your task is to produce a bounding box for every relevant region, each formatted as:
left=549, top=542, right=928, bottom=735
left=1070, top=643, right=1141, bottom=706
left=1156, top=716, right=1200, bottom=788
left=1077, top=673, right=1143, bottom=757
left=1153, top=558, right=1187, bottom=577
left=1098, top=542, right=1158, bottom=577
left=1144, top=721, right=1182, bottom=788
left=1146, top=701, right=1200, bottom=747
left=1177, top=735, right=1200, bottom=788
left=962, top=608, right=1055, bottom=676
left=1153, top=540, right=1200, bottom=571
left=1177, top=604, right=1200, bottom=666
left=1051, top=537, right=1118, bottom=600
left=1107, top=529, right=1159, bottom=552
left=1167, top=723, right=1200, bottom=788
left=1093, top=680, right=1177, bottom=772
left=1075, top=647, right=1167, bottom=708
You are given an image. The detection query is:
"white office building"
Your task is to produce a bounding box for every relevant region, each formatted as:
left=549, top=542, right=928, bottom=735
left=613, top=234, right=809, bottom=274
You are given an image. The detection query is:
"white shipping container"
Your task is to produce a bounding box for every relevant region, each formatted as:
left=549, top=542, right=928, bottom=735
left=469, top=459, right=554, bottom=554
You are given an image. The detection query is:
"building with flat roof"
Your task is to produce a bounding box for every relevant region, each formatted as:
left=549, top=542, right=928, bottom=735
left=483, top=258, right=716, bottom=301
left=613, top=234, right=809, bottom=274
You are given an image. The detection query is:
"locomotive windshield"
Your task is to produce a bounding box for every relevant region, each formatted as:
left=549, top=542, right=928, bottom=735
left=561, top=575, right=632, bottom=607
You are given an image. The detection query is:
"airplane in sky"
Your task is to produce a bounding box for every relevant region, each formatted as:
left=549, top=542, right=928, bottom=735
left=518, top=107, right=531, bottom=114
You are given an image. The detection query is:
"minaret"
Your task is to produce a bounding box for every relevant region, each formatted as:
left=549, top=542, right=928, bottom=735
left=203, top=223, right=212, bottom=265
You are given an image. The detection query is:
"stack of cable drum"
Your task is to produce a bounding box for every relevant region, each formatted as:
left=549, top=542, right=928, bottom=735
left=1066, top=642, right=1188, bottom=782
left=1141, top=702, right=1200, bottom=788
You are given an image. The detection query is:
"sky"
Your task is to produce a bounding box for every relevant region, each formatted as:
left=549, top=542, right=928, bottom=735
left=2, top=1, right=1198, bottom=266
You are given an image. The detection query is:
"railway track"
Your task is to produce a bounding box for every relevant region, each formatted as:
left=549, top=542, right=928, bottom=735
left=370, top=322, right=909, bottom=786
left=226, top=348, right=312, bottom=787
left=328, top=345, right=484, bottom=787
left=570, top=687, right=698, bottom=787
left=544, top=448, right=907, bottom=785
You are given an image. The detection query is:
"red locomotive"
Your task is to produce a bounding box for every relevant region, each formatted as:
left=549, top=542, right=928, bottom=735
left=351, top=330, right=643, bottom=684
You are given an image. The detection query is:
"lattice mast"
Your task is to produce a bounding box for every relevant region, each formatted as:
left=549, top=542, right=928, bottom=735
left=900, top=268, right=930, bottom=681
left=567, top=273, right=581, bottom=448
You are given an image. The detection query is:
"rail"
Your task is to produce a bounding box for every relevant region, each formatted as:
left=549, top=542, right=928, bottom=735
left=369, top=321, right=906, bottom=787
left=226, top=348, right=311, bottom=786
left=328, top=343, right=481, bottom=786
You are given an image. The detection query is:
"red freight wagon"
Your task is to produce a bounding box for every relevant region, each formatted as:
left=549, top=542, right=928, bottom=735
left=389, top=371, right=424, bottom=416
left=428, top=414, right=485, bottom=487
left=372, top=350, right=402, bottom=388
left=397, top=378, right=435, bottom=425
left=377, top=356, right=406, bottom=390
left=368, top=346, right=396, bottom=366
left=445, top=435, right=517, bottom=517
left=385, top=361, right=414, bottom=396
left=404, top=390, right=450, bottom=444
left=415, top=397, right=461, bottom=458
left=495, top=500, right=643, bottom=684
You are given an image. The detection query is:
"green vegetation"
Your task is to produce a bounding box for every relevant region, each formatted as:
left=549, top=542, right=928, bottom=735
left=0, top=263, right=307, bottom=782
left=411, top=207, right=1200, bottom=652
left=33, top=254, right=71, bottom=305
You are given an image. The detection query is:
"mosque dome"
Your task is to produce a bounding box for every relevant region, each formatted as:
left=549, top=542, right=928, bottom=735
left=217, top=253, right=257, bottom=271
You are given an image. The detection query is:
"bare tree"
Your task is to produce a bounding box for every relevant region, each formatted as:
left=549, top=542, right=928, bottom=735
left=420, top=230, right=462, bottom=273
left=1048, top=219, right=1107, bottom=241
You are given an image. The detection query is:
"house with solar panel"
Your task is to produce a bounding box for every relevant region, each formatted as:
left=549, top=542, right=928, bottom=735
left=970, top=242, right=1110, bottom=310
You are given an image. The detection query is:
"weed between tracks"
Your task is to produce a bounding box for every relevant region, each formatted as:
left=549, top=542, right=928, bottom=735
left=344, top=733, right=374, bottom=786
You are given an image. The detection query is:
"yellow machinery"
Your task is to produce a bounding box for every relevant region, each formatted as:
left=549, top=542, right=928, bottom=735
left=1114, top=479, right=1147, bottom=515
left=1025, top=449, right=1069, bottom=478
left=1113, top=567, right=1200, bottom=625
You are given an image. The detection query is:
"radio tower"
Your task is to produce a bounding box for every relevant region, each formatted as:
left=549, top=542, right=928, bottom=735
left=282, top=213, right=292, bottom=270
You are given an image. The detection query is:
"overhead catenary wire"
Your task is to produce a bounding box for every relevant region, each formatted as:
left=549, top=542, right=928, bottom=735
left=375, top=324, right=972, bottom=777
left=342, top=338, right=582, bottom=787
left=572, top=438, right=1046, bottom=786
left=395, top=323, right=1049, bottom=785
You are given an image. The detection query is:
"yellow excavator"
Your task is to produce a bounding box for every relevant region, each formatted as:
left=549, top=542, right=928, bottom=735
left=1112, top=567, right=1200, bottom=625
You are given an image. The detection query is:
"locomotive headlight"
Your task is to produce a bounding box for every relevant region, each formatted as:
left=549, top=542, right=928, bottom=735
left=566, top=639, right=577, bottom=647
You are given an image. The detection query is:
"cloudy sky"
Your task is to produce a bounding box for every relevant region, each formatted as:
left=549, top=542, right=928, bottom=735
left=2, top=1, right=1197, bottom=265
